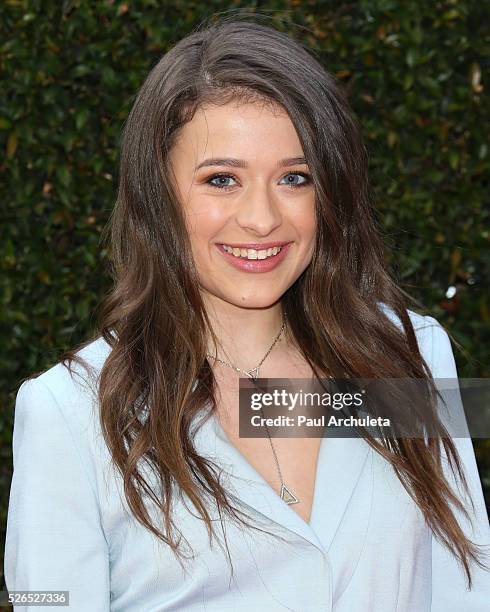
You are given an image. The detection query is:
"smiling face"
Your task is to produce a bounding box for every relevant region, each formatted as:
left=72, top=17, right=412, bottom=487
left=168, top=99, right=317, bottom=311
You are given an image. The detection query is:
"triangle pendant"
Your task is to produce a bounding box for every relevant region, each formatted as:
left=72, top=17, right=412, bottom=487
left=280, top=483, right=299, bottom=505
left=245, top=366, right=259, bottom=381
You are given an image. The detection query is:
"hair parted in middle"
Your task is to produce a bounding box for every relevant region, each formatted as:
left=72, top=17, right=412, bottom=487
left=56, top=12, right=488, bottom=587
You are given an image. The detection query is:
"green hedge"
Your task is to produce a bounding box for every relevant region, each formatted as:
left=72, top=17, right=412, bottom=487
left=1, top=0, right=489, bottom=593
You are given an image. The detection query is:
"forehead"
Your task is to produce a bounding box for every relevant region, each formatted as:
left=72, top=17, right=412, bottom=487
left=170, top=100, right=304, bottom=164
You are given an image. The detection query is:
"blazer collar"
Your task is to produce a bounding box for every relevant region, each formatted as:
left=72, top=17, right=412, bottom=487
left=192, top=407, right=372, bottom=554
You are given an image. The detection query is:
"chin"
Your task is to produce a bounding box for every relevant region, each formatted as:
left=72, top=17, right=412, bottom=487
left=222, top=292, right=283, bottom=309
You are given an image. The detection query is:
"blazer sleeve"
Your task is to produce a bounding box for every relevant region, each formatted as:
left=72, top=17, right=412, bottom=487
left=4, top=377, right=111, bottom=612
left=426, top=316, right=490, bottom=611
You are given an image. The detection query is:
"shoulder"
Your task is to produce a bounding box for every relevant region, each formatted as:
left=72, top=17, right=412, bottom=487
left=19, top=335, right=111, bottom=399
left=14, top=336, right=113, bottom=460
left=377, top=301, right=456, bottom=379
left=27, top=334, right=112, bottom=398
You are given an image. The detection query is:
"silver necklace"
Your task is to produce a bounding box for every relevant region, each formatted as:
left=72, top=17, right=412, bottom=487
left=205, top=311, right=299, bottom=506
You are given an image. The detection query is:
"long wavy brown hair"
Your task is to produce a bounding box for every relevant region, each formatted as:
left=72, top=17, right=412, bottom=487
left=43, top=14, right=487, bottom=587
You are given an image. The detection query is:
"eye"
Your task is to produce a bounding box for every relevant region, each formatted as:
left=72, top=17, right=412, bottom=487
left=279, top=172, right=312, bottom=189
left=205, top=171, right=312, bottom=191
left=206, top=173, right=238, bottom=190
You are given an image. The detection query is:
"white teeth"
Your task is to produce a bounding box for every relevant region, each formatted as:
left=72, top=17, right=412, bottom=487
left=221, top=244, right=283, bottom=259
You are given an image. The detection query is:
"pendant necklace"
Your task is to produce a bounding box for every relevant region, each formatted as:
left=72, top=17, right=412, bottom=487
left=205, top=311, right=299, bottom=505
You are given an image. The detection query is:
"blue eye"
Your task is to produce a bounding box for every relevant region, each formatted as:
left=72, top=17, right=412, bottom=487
left=279, top=172, right=311, bottom=187
left=207, top=174, right=237, bottom=189
left=206, top=172, right=311, bottom=190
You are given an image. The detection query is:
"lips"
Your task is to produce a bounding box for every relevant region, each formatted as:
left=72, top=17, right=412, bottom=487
left=216, top=242, right=292, bottom=274
left=219, top=240, right=292, bottom=250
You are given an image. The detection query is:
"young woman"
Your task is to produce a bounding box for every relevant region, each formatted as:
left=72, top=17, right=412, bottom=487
left=5, top=16, right=490, bottom=611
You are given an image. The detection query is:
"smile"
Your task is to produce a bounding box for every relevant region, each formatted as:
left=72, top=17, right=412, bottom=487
left=221, top=244, right=283, bottom=260
left=216, top=242, right=292, bottom=273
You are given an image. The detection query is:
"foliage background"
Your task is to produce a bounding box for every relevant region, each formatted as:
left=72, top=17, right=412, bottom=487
left=1, top=0, right=489, bottom=597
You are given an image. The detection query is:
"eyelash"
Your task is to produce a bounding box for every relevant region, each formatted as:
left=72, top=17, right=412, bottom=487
left=205, top=172, right=312, bottom=191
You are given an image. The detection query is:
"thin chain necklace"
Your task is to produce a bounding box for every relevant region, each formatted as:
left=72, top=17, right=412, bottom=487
left=205, top=311, right=300, bottom=506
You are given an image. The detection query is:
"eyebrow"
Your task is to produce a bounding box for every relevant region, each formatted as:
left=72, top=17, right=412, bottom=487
left=195, top=156, right=308, bottom=170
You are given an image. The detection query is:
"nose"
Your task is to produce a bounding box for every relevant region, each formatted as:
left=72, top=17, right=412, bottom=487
left=234, top=181, right=282, bottom=236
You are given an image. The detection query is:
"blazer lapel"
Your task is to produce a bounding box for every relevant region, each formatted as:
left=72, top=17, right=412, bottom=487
left=192, top=407, right=371, bottom=554
left=309, top=435, right=372, bottom=551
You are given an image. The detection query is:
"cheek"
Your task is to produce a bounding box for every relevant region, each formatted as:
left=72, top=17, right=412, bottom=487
left=291, top=204, right=316, bottom=262
left=184, top=204, right=229, bottom=265
left=291, top=205, right=317, bottom=239
left=185, top=200, right=224, bottom=238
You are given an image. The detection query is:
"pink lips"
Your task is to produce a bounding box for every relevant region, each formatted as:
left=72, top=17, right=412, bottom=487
left=216, top=243, right=292, bottom=273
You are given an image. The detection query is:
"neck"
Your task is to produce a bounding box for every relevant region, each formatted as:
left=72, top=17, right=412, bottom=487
left=203, top=295, right=286, bottom=369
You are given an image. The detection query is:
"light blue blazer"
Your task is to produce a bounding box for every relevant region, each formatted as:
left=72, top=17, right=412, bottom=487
left=5, top=308, right=490, bottom=611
